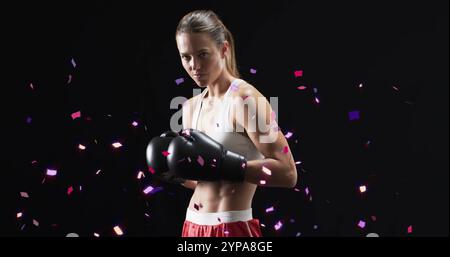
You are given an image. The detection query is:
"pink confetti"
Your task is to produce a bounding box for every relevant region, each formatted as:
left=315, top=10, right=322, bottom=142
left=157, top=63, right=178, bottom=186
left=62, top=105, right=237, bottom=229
left=93, top=233, right=100, bottom=237
left=259, top=180, right=266, bottom=185
left=20, top=192, right=29, bottom=198
left=284, top=132, right=293, bottom=139
left=78, top=144, right=86, bottom=150
left=113, top=225, right=124, bottom=236
left=46, top=169, right=57, bottom=176
left=262, top=166, right=272, bottom=176
left=33, top=219, right=39, bottom=227
left=71, top=111, right=81, bottom=120
left=305, top=187, right=310, bottom=195
left=392, top=86, right=400, bottom=91
left=67, top=186, right=74, bottom=195
left=230, top=82, right=240, bottom=91
left=297, top=86, right=307, bottom=90
left=359, top=185, right=367, bottom=193
left=271, top=111, right=276, bottom=121
left=131, top=121, right=138, bottom=127
left=197, top=155, right=205, bottom=166
left=265, top=206, right=274, bottom=213
left=29, top=83, right=35, bottom=90
left=148, top=166, right=156, bottom=174
left=162, top=151, right=170, bottom=157
left=294, top=188, right=300, bottom=192
left=143, top=186, right=154, bottom=194
left=295, top=161, right=302, bottom=165
left=112, top=142, right=122, bottom=148
left=314, top=97, right=320, bottom=104
left=31, top=160, right=38, bottom=164
left=294, top=70, right=303, bottom=77
left=17, top=212, right=23, bottom=218
left=407, top=225, right=413, bottom=234
left=274, top=221, right=283, bottom=231
left=283, top=146, right=289, bottom=154
left=95, top=169, right=101, bottom=175
left=250, top=68, right=257, bottom=74
left=242, top=95, right=249, bottom=101
left=358, top=83, right=363, bottom=88
left=137, top=171, right=145, bottom=179
left=71, top=58, right=77, bottom=68
left=358, top=220, right=366, bottom=229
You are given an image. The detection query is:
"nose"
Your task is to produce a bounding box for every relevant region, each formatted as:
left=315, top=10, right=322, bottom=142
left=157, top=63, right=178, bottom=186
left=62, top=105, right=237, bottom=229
left=189, top=57, right=201, bottom=71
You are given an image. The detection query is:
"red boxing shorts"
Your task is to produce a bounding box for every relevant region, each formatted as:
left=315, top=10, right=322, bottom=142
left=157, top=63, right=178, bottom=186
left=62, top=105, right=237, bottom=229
left=182, top=208, right=262, bottom=237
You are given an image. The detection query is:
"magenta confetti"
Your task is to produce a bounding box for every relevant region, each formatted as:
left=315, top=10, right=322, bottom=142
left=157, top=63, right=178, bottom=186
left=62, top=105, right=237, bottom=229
left=274, top=221, right=283, bottom=231
left=143, top=186, right=154, bottom=194
left=407, top=225, right=413, bottom=234
left=283, top=146, right=289, bottom=154
left=175, top=78, right=185, bottom=85
left=197, top=155, right=205, bottom=166
left=250, top=68, right=257, bottom=74
left=71, top=111, right=81, bottom=120
left=148, top=166, right=155, bottom=174
left=67, top=186, right=74, bottom=195
left=265, top=206, right=274, bottom=213
left=294, top=70, right=303, bottom=77
left=297, top=86, right=307, bottom=90
left=358, top=220, right=366, bottom=229
left=284, top=132, right=293, bottom=139
left=46, top=169, right=57, bottom=176
left=162, top=151, right=170, bottom=157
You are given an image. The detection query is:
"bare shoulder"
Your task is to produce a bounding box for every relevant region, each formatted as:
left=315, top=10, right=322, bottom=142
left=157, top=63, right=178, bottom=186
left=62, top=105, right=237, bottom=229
left=229, top=80, right=264, bottom=101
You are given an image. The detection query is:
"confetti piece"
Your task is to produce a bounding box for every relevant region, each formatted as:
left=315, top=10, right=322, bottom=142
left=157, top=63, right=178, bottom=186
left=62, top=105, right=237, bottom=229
left=78, top=144, right=86, bottom=150
left=46, top=169, right=57, bottom=176
left=143, top=186, right=154, bottom=194
left=250, top=68, right=257, bottom=74
left=95, top=169, right=101, bottom=175
left=29, top=83, right=34, bottom=90
left=348, top=110, right=360, bottom=121
left=313, top=88, right=318, bottom=94
left=284, top=132, right=293, bottom=139
left=175, top=78, right=185, bottom=85
left=274, top=221, right=283, bottom=231
left=66, top=233, right=79, bottom=237
left=366, top=233, right=379, bottom=237
left=162, top=151, right=170, bottom=157
left=294, top=70, right=303, bottom=77
left=33, top=219, right=39, bottom=227
left=296, top=232, right=302, bottom=236
left=283, top=146, right=289, bottom=154
left=407, top=225, right=413, bottom=234
left=262, top=166, right=272, bottom=176
left=314, top=97, right=320, bottom=104
left=358, top=220, right=366, bottom=229
left=197, top=155, right=205, bottom=166
left=67, top=186, right=74, bottom=195
left=290, top=218, right=295, bottom=223
left=137, top=171, right=145, bottom=179
left=359, top=185, right=367, bottom=193
left=371, top=216, right=377, bottom=222
left=259, top=180, right=266, bottom=185
left=313, top=225, right=318, bottom=230
left=71, top=58, right=77, bottom=68
left=17, top=212, right=23, bottom=218
left=20, top=192, right=29, bottom=198
left=305, top=187, right=310, bottom=195
left=31, top=160, right=38, bottom=164
left=93, top=233, right=100, bottom=237
left=71, top=111, right=81, bottom=120
left=294, top=188, right=300, bottom=192
left=112, top=142, right=123, bottom=148
left=113, top=225, right=123, bottom=236
left=79, top=185, right=83, bottom=191
left=194, top=203, right=200, bottom=211
left=224, top=230, right=230, bottom=236
left=26, top=117, right=32, bottom=124
left=231, top=82, right=240, bottom=92
left=265, top=206, right=274, bottom=213
left=67, top=74, right=72, bottom=84
left=358, top=83, right=363, bottom=88
left=148, top=166, right=156, bottom=174
left=295, top=161, right=302, bottom=165
left=392, top=86, right=399, bottom=91
left=297, top=86, right=307, bottom=90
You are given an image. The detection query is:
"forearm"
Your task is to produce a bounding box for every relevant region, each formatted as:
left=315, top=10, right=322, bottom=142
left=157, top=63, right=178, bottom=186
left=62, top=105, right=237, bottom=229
left=181, top=180, right=198, bottom=190
left=244, top=159, right=297, bottom=188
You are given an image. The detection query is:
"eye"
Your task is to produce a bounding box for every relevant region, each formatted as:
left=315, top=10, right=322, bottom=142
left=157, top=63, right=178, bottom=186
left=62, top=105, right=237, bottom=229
left=199, top=52, right=209, bottom=58
left=181, top=55, right=190, bottom=61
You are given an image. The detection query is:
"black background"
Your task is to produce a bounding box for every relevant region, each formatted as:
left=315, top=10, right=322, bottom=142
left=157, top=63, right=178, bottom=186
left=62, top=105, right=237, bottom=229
left=2, top=0, right=448, bottom=237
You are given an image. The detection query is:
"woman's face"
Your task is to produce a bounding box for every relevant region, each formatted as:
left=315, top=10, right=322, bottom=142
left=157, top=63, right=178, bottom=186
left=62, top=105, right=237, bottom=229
left=176, top=32, right=227, bottom=87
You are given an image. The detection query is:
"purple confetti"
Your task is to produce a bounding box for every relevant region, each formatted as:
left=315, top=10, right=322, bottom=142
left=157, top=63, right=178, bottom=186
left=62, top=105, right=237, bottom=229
left=348, top=110, right=360, bottom=121
left=175, top=78, right=185, bottom=85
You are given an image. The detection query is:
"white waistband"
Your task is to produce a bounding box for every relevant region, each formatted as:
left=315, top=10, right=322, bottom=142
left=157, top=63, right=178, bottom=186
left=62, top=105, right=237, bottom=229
left=185, top=209, right=253, bottom=225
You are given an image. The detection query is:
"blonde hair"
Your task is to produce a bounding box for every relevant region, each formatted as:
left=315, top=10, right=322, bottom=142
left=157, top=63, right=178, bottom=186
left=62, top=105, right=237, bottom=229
left=176, top=10, right=240, bottom=78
